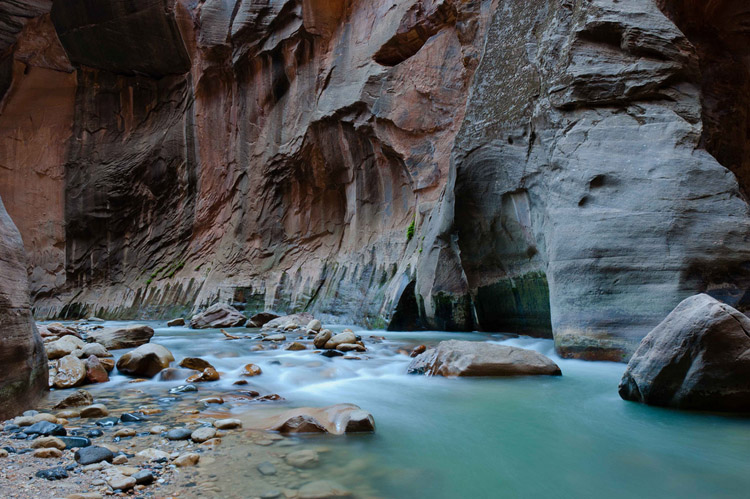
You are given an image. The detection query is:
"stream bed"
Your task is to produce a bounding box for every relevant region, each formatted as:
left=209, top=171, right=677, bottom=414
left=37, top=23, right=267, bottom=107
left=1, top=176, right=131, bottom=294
left=41, top=321, right=750, bottom=498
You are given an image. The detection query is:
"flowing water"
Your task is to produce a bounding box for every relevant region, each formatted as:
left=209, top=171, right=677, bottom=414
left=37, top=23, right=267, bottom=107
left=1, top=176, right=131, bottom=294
left=44, top=321, right=750, bottom=498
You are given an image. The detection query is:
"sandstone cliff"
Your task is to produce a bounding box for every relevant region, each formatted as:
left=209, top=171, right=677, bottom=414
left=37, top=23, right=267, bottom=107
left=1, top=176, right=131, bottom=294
left=0, top=0, right=748, bottom=361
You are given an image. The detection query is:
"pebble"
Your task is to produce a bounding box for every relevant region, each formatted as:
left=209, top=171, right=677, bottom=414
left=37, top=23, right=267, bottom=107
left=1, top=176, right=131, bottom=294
left=198, top=396, right=224, bottom=404
left=33, top=447, right=63, bottom=458
left=136, top=448, right=170, bottom=461
left=213, top=418, right=242, bottom=430
left=263, top=334, right=286, bottom=342
left=107, top=474, right=136, bottom=491
left=95, top=417, right=119, bottom=427
left=285, top=449, right=319, bottom=469
left=298, top=480, right=351, bottom=499
left=112, top=455, right=128, bottom=464
left=169, top=385, right=197, bottom=394
left=60, top=436, right=92, bottom=449
left=0, top=449, right=7, bottom=458
left=190, top=427, right=217, bottom=443
left=35, top=466, right=69, bottom=480
left=167, top=428, right=193, bottom=440
left=74, top=446, right=114, bottom=465
left=132, top=470, right=154, bottom=485
left=114, top=428, right=136, bottom=438
left=31, top=436, right=67, bottom=450
left=87, top=429, right=104, bottom=438
left=149, top=425, right=167, bottom=434
left=257, top=461, right=276, bottom=475
left=80, top=404, right=109, bottom=418
left=286, top=342, right=306, bottom=351
left=120, top=413, right=144, bottom=422
left=25, top=421, right=66, bottom=436
left=174, top=452, right=200, bottom=467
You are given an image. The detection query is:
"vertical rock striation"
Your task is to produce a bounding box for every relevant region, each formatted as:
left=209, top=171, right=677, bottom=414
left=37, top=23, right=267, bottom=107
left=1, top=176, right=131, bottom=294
left=0, top=194, right=47, bottom=419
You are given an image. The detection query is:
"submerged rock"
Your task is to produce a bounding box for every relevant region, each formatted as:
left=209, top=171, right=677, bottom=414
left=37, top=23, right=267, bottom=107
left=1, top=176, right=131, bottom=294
left=619, top=294, right=750, bottom=412
left=167, top=318, right=185, bottom=327
left=116, top=344, right=174, bottom=377
left=407, top=340, right=561, bottom=377
left=250, top=404, right=375, bottom=435
left=186, top=367, right=220, bottom=382
left=190, top=303, right=246, bottom=329
left=298, top=480, right=352, bottom=499
left=87, top=325, right=154, bottom=350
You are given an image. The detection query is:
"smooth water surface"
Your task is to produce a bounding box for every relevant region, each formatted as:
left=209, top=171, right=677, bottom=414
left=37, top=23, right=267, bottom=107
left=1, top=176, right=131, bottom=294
left=56, top=321, right=750, bottom=498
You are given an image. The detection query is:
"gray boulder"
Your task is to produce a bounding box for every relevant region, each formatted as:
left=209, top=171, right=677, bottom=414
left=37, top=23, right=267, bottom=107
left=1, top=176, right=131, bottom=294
left=408, top=340, right=561, bottom=377
left=619, top=294, right=750, bottom=412
left=190, top=303, right=246, bottom=329
left=87, top=325, right=153, bottom=350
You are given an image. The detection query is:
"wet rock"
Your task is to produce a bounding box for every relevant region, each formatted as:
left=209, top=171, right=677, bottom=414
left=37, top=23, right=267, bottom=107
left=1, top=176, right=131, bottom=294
left=0, top=449, right=7, bottom=458
left=410, top=345, right=427, bottom=357
left=87, top=325, right=154, bottom=350
left=190, top=426, right=216, bottom=443
left=337, top=343, right=365, bottom=352
left=320, top=350, right=344, bottom=358
left=169, top=384, right=197, bottom=394
left=132, top=470, right=154, bottom=485
left=167, top=318, right=185, bottom=327
left=120, top=413, right=144, bottom=423
left=251, top=404, right=375, bottom=435
left=619, top=294, right=750, bottom=412
left=324, top=332, right=357, bottom=350
left=186, top=367, right=220, bottom=382
left=99, top=358, right=115, bottom=372
left=53, top=354, right=87, bottom=388
left=213, top=418, right=241, bottom=430
left=263, top=313, right=314, bottom=330
left=59, top=436, right=91, bottom=449
left=313, top=330, right=332, bottom=348
left=298, top=480, right=352, bottom=499
left=407, top=341, right=562, bottom=377
left=174, top=452, right=200, bottom=467
left=75, top=446, right=114, bottom=465
left=286, top=342, right=307, bottom=351
left=307, top=319, right=322, bottom=332
left=114, top=428, right=135, bottom=438
left=33, top=447, right=63, bottom=458
left=84, top=355, right=109, bottom=384
left=80, top=343, right=111, bottom=358
left=166, top=428, right=193, bottom=440
left=149, top=425, right=166, bottom=434
left=263, top=334, right=286, bottom=342
left=116, top=343, right=174, bottom=377
left=31, top=436, right=66, bottom=450
left=95, top=417, right=118, bottom=427
left=285, top=449, right=319, bottom=469
left=158, top=367, right=197, bottom=381
left=179, top=357, right=215, bottom=371
left=112, top=454, right=128, bottom=464
left=137, top=448, right=169, bottom=461
left=57, top=409, right=80, bottom=418
left=257, top=461, right=276, bottom=476
left=36, top=466, right=69, bottom=480
left=344, top=410, right=376, bottom=433
left=107, top=474, right=136, bottom=490
left=247, top=312, right=280, bottom=328
left=26, top=421, right=66, bottom=436
left=199, top=396, right=224, bottom=404
left=242, top=364, right=262, bottom=377
left=46, top=335, right=86, bottom=360
left=80, top=404, right=108, bottom=418
left=190, top=303, right=246, bottom=329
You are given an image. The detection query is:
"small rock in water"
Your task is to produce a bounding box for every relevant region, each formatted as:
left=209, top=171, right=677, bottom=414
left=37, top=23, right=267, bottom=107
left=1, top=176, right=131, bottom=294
left=169, top=384, right=197, bottom=394
left=119, top=412, right=144, bottom=423
left=313, top=330, right=332, bottom=349
left=261, top=490, right=282, bottom=499
left=198, top=396, right=224, bottom=404
left=114, top=428, right=136, bottom=438
left=60, top=436, right=92, bottom=449
left=84, top=355, right=110, bottom=384
left=25, top=421, right=66, bottom=436
left=174, top=452, right=200, bottom=467
left=321, top=350, right=344, bottom=358
left=257, top=461, right=276, bottom=476
left=167, top=318, right=185, bottom=327
left=213, top=418, right=242, bottom=430
left=36, top=466, right=69, bottom=481
left=285, top=449, right=319, bottom=469
left=233, top=379, right=248, bottom=385
left=179, top=357, right=215, bottom=371
left=80, top=404, right=108, bottom=418
left=75, top=446, right=114, bottom=465
left=116, top=343, right=174, bottom=377
left=263, top=334, right=286, bottom=342
left=286, top=342, right=307, bottom=351
left=307, top=319, right=322, bottom=332
left=410, top=345, right=427, bottom=357
left=345, top=410, right=376, bottom=433
left=242, top=364, right=262, bottom=377
left=186, top=367, right=220, bottom=382
left=81, top=342, right=111, bottom=358
left=149, top=425, right=167, bottom=434
left=87, top=429, right=104, bottom=438
left=54, top=389, right=93, bottom=409
left=190, top=427, right=216, bottom=443
left=298, top=480, right=352, bottom=499
left=166, top=428, right=193, bottom=440
left=95, top=417, right=119, bottom=427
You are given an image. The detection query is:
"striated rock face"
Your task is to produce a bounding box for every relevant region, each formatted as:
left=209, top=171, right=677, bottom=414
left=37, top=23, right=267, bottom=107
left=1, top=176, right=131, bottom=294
left=0, top=0, right=749, bottom=360
left=0, top=195, right=47, bottom=419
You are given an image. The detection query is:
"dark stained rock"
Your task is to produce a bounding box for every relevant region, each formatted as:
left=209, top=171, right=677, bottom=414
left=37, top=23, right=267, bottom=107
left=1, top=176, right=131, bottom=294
left=167, top=318, right=185, bottom=327
left=74, top=445, right=114, bottom=465
left=619, top=294, right=750, bottom=412
left=87, top=325, right=154, bottom=350
left=0, top=195, right=47, bottom=419
left=250, top=404, right=376, bottom=435
left=25, top=421, right=66, bottom=437
left=407, top=340, right=561, bottom=377
left=166, top=428, right=193, bottom=441
left=116, top=344, right=174, bottom=377
left=248, top=312, right=280, bottom=327
left=132, top=470, right=154, bottom=485
left=35, top=466, right=68, bottom=481
left=190, top=303, right=246, bottom=329
left=58, top=436, right=91, bottom=449
left=179, top=357, right=215, bottom=371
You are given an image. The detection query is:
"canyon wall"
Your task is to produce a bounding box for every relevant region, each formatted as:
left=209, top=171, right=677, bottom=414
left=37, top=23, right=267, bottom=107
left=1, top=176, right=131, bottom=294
left=1, top=0, right=749, bottom=361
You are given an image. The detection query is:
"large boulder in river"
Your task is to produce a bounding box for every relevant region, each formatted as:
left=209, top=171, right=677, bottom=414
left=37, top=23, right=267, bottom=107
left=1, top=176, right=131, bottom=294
left=408, top=340, right=561, bottom=377
left=247, top=404, right=375, bottom=435
left=46, top=335, right=86, bottom=359
left=53, top=354, right=87, bottom=389
left=263, top=313, right=314, bottom=330
left=619, top=294, right=750, bottom=412
left=87, top=325, right=154, bottom=350
left=246, top=312, right=280, bottom=328
left=0, top=195, right=47, bottom=419
left=190, top=303, right=246, bottom=329
left=116, top=344, right=174, bottom=377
